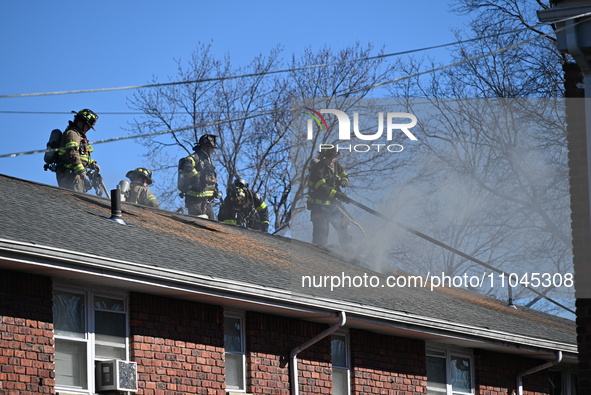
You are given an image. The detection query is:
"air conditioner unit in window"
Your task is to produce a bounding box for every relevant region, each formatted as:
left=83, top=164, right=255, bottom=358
left=96, top=359, right=138, bottom=392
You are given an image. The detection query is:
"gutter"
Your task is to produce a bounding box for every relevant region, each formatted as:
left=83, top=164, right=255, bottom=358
left=290, top=311, right=346, bottom=395
left=516, top=351, right=562, bottom=395
left=0, top=238, right=577, bottom=356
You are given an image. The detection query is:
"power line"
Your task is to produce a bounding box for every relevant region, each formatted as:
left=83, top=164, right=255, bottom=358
left=344, top=12, right=591, bottom=96
left=0, top=22, right=566, bottom=159
left=1, top=12, right=588, bottom=159
left=0, top=109, right=282, bottom=159
left=0, top=110, right=222, bottom=115
left=0, top=22, right=557, bottom=99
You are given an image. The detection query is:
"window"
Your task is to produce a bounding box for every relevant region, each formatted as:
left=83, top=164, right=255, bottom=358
left=224, top=313, right=246, bottom=391
left=426, top=347, right=473, bottom=395
left=53, top=287, right=129, bottom=393
left=331, top=332, right=350, bottom=395
left=549, top=370, right=578, bottom=395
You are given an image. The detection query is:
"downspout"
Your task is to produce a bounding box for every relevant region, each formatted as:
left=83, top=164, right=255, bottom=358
left=516, top=351, right=562, bottom=395
left=290, top=311, right=346, bottom=395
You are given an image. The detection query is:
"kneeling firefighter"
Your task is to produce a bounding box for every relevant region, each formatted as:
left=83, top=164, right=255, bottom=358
left=218, top=178, right=270, bottom=232
left=120, top=167, right=160, bottom=208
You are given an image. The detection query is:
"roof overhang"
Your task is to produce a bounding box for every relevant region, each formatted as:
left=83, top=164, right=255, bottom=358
left=0, top=238, right=577, bottom=364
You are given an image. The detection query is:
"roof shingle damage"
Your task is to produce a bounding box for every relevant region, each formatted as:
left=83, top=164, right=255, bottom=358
left=0, top=174, right=576, bottom=352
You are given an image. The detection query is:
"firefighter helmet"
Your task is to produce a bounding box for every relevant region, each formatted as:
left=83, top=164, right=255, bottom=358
left=193, top=134, right=218, bottom=150
left=72, top=109, right=99, bottom=130
left=227, top=180, right=247, bottom=203
left=126, top=167, right=154, bottom=185
left=319, top=145, right=339, bottom=158
left=233, top=178, right=248, bottom=189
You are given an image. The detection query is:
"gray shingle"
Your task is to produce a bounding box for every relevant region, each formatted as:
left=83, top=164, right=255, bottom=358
left=0, top=174, right=575, bottom=347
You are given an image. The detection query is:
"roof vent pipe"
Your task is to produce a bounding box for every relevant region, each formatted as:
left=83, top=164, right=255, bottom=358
left=289, top=311, right=346, bottom=395
left=516, top=350, right=562, bottom=395
left=108, top=188, right=127, bottom=225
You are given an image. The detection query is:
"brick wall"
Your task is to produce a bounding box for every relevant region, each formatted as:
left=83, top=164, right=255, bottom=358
left=350, top=330, right=427, bottom=394
left=563, top=61, right=591, bottom=392
left=247, top=312, right=429, bottom=395
left=129, top=292, right=225, bottom=395
left=0, top=269, right=55, bottom=395
left=246, top=311, right=331, bottom=395
left=475, top=349, right=554, bottom=395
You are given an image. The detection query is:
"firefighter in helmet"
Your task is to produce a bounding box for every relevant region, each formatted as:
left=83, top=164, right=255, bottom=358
left=307, top=146, right=352, bottom=247
left=178, top=134, right=221, bottom=219
left=124, top=167, right=160, bottom=208
left=218, top=178, right=270, bottom=232
left=56, top=109, right=100, bottom=192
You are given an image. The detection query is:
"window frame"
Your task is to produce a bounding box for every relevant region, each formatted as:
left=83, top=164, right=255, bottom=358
left=549, top=369, right=579, bottom=395
left=224, top=311, right=246, bottom=392
left=331, top=330, right=351, bottom=395
left=53, top=284, right=130, bottom=394
left=426, top=345, right=474, bottom=395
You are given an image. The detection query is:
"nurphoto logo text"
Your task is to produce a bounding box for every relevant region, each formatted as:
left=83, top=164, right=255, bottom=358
left=305, top=107, right=418, bottom=153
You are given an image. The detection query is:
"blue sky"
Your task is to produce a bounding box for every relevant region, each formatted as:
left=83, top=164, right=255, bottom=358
left=0, top=2, right=577, bottom=318
left=0, top=1, right=468, bottom=190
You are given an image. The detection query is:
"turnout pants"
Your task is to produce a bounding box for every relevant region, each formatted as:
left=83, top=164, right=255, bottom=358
left=186, top=196, right=215, bottom=219
left=310, top=204, right=352, bottom=247
left=56, top=169, right=85, bottom=192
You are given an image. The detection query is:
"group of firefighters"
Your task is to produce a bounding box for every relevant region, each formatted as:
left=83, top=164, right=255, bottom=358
left=53, top=109, right=352, bottom=245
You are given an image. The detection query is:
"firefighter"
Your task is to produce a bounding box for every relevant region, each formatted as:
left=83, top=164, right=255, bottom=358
left=178, top=134, right=221, bottom=219
left=218, top=178, right=270, bottom=232
left=124, top=167, right=160, bottom=208
left=56, top=109, right=100, bottom=192
left=307, top=146, right=352, bottom=247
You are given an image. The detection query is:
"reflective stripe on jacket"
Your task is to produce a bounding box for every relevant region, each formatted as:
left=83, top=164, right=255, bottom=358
left=127, top=182, right=160, bottom=208
left=179, top=148, right=217, bottom=198
left=218, top=189, right=269, bottom=228
left=307, top=158, right=348, bottom=206
left=57, top=123, right=96, bottom=174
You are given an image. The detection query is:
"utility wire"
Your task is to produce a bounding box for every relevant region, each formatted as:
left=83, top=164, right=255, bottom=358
left=0, top=110, right=233, bottom=115
left=0, top=109, right=282, bottom=159
left=0, top=21, right=560, bottom=99
left=0, top=14, right=582, bottom=314
left=344, top=12, right=590, bottom=95
left=0, top=14, right=583, bottom=159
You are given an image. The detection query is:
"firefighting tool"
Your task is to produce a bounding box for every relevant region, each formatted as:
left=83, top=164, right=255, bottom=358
left=86, top=169, right=110, bottom=199
left=340, top=195, right=575, bottom=313
left=341, top=195, right=510, bottom=276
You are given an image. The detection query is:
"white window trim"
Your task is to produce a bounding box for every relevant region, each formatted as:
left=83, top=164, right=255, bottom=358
left=426, top=345, right=474, bottom=395
left=224, top=311, right=246, bottom=392
left=53, top=284, right=129, bottom=394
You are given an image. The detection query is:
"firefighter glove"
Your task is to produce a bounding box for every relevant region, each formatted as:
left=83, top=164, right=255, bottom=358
left=214, top=190, right=223, bottom=200
left=83, top=177, right=92, bottom=191
left=339, top=178, right=349, bottom=188
left=334, top=191, right=348, bottom=201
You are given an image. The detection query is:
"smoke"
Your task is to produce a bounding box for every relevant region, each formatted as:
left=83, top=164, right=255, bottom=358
left=337, top=98, right=573, bottom=314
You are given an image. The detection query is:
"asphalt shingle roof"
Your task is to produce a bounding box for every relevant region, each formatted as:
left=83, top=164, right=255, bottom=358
left=0, top=174, right=576, bottom=349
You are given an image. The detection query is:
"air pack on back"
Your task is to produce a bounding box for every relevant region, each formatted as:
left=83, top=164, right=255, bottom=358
left=43, top=129, right=62, bottom=172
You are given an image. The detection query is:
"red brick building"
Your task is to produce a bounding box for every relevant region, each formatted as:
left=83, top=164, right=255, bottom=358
left=0, top=174, right=578, bottom=394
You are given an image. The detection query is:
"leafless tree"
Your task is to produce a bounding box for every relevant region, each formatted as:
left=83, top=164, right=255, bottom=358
left=126, top=42, right=400, bottom=233
left=379, top=1, right=574, bottom=316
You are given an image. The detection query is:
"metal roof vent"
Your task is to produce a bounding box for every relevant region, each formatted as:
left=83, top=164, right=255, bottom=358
left=108, top=189, right=129, bottom=226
